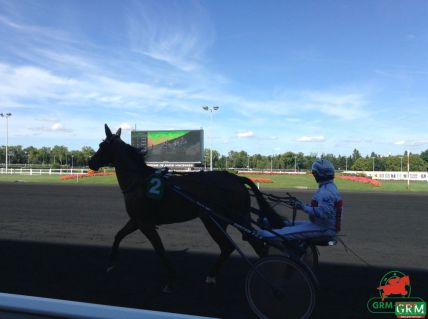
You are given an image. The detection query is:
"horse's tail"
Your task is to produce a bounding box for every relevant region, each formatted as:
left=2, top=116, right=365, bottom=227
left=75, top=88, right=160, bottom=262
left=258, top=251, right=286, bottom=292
left=238, top=176, right=284, bottom=228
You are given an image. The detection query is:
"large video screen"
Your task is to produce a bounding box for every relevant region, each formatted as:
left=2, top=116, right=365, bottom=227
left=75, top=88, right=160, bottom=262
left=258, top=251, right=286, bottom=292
left=131, top=130, right=204, bottom=163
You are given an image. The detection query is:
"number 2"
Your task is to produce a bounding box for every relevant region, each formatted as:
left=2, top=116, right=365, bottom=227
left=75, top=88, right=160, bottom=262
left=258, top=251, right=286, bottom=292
left=148, top=177, right=161, bottom=195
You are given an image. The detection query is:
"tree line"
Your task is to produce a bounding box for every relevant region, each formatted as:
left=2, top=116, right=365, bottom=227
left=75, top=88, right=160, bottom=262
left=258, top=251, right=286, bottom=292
left=0, top=145, right=95, bottom=168
left=1, top=145, right=428, bottom=171
left=205, top=148, right=428, bottom=171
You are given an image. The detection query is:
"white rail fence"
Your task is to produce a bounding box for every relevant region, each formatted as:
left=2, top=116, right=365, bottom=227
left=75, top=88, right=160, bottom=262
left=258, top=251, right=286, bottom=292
left=0, top=168, right=89, bottom=175
left=344, top=170, right=428, bottom=182
left=0, top=292, right=216, bottom=319
left=1, top=168, right=427, bottom=182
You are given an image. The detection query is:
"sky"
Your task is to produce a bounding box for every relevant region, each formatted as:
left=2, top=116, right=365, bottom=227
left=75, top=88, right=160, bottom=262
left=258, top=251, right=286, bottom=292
left=0, top=0, right=427, bottom=157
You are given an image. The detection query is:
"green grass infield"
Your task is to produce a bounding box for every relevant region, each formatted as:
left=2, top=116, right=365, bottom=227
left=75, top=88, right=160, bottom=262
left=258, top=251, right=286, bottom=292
left=1, top=172, right=427, bottom=192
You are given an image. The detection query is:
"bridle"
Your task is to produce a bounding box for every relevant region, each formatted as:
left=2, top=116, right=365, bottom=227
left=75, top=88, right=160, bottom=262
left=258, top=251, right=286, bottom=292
left=95, top=136, right=156, bottom=194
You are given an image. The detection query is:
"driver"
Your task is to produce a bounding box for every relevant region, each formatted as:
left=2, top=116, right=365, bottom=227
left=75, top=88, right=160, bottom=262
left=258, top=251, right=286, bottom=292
left=258, top=159, right=343, bottom=240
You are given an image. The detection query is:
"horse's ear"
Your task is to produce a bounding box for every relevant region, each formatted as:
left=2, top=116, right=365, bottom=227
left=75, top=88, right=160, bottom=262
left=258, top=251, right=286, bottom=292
left=116, top=127, right=122, bottom=137
left=105, top=124, right=113, bottom=139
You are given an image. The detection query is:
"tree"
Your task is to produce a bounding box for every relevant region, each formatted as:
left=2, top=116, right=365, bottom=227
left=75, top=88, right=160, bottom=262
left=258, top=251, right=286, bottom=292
left=295, top=152, right=305, bottom=171
left=335, top=155, right=347, bottom=171
left=7, top=145, right=25, bottom=164
left=202, top=149, right=219, bottom=169
left=23, top=146, right=38, bottom=165
left=280, top=152, right=296, bottom=170
left=421, top=149, right=428, bottom=164
left=1, top=143, right=427, bottom=171
left=38, top=147, right=51, bottom=165
left=351, top=149, right=362, bottom=161
left=250, top=153, right=268, bottom=169
left=80, top=146, right=95, bottom=166
left=351, top=158, right=371, bottom=171
left=383, top=156, right=401, bottom=171
left=226, top=150, right=249, bottom=168
left=0, top=146, right=4, bottom=164
left=211, top=150, right=221, bottom=168
left=304, top=153, right=317, bottom=170
left=409, top=155, right=428, bottom=171
left=51, top=145, right=69, bottom=165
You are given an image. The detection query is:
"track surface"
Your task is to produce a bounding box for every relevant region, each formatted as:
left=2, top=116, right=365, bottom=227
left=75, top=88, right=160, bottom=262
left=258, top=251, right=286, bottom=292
left=0, top=183, right=427, bottom=319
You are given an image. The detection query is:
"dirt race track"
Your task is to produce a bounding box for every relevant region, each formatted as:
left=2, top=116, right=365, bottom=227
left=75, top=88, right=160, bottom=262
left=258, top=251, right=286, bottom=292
left=0, top=183, right=427, bottom=319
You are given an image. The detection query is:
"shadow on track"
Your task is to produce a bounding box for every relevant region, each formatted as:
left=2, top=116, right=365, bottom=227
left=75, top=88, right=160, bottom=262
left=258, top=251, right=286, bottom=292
left=1, top=240, right=427, bottom=319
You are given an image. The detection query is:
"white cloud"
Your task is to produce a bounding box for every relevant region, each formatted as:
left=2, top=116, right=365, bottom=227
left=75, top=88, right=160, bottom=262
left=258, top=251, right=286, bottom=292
left=126, top=1, right=214, bottom=71
left=0, top=64, right=76, bottom=99
left=1, top=2, right=424, bottom=158
left=296, top=135, right=325, bottom=142
left=0, top=63, right=193, bottom=111
left=394, top=139, right=428, bottom=147
left=29, top=121, right=72, bottom=133
left=119, top=122, right=133, bottom=131
left=302, top=91, right=367, bottom=120
left=237, top=131, right=254, bottom=138
left=51, top=122, right=64, bottom=131
left=207, top=89, right=369, bottom=122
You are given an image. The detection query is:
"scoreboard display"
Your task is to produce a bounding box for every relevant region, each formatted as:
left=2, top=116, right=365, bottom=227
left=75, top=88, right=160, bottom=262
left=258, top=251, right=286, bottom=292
left=131, top=130, right=204, bottom=163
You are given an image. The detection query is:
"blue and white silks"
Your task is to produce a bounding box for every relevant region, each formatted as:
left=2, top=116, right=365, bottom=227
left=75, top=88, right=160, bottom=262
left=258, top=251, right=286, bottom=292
left=258, top=180, right=342, bottom=240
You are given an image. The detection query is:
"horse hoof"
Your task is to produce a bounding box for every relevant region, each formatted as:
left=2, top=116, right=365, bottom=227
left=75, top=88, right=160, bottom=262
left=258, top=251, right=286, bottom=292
left=205, top=276, right=216, bottom=284
left=162, top=284, right=174, bottom=294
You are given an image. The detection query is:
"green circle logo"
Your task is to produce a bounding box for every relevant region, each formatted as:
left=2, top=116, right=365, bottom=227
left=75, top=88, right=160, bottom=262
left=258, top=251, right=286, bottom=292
left=378, top=270, right=411, bottom=301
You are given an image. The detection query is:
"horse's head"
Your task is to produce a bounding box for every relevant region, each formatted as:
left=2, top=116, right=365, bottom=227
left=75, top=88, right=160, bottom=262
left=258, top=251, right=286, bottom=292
left=401, top=275, right=410, bottom=286
left=88, top=124, right=122, bottom=171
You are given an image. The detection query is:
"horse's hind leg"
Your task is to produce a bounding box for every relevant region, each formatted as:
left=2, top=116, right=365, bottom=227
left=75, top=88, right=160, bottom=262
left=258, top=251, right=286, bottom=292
left=200, top=215, right=235, bottom=284
left=107, top=218, right=138, bottom=272
left=138, top=224, right=176, bottom=293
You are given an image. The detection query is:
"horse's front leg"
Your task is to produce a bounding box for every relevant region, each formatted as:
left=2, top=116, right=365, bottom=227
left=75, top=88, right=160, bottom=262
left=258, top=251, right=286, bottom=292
left=138, top=225, right=176, bottom=293
left=200, top=214, right=235, bottom=285
left=107, top=218, right=139, bottom=272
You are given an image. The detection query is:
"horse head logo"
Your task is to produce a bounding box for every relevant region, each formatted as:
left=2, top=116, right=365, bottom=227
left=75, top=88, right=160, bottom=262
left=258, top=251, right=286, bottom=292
left=377, top=272, right=411, bottom=301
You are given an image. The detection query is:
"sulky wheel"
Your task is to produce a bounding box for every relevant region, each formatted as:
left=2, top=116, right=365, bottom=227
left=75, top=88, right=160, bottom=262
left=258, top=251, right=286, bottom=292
left=245, top=256, right=317, bottom=319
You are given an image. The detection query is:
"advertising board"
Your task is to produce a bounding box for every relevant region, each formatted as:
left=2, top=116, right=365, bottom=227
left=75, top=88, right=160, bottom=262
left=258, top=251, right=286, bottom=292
left=131, top=130, right=204, bottom=163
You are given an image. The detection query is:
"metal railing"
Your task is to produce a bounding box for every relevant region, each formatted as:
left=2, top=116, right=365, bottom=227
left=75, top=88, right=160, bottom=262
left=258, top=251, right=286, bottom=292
left=0, top=168, right=89, bottom=175
left=0, top=292, right=216, bottom=319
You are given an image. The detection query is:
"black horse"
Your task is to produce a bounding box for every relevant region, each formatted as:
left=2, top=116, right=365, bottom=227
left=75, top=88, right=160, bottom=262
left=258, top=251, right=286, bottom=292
left=88, top=124, right=283, bottom=292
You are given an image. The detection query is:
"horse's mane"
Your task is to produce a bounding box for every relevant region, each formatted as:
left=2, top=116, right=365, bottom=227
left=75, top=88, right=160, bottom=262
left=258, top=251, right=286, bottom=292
left=121, top=140, right=148, bottom=167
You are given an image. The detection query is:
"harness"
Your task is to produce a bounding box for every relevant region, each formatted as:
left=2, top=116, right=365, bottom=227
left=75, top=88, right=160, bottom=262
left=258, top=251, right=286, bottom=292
left=144, top=168, right=171, bottom=200
left=122, top=168, right=168, bottom=196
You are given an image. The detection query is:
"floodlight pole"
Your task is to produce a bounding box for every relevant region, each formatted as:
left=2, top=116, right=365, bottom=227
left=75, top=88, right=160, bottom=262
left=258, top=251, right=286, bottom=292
left=202, top=106, right=219, bottom=171
left=0, top=113, right=12, bottom=174
left=407, top=151, right=410, bottom=190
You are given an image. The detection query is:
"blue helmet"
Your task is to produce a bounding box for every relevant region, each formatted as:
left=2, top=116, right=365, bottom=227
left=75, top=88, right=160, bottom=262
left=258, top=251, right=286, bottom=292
left=311, top=159, right=335, bottom=183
